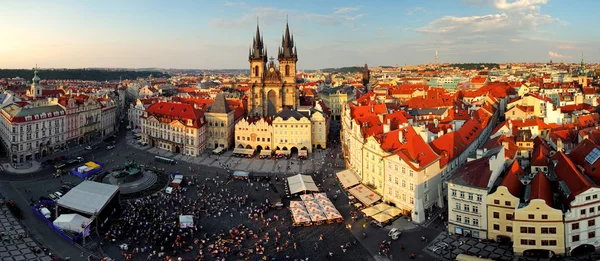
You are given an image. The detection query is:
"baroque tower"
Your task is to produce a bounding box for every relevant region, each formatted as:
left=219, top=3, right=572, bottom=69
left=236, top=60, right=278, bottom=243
left=30, top=67, right=42, bottom=98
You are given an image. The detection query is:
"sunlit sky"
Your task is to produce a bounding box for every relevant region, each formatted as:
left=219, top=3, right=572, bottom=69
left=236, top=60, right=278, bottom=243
left=0, top=0, right=597, bottom=69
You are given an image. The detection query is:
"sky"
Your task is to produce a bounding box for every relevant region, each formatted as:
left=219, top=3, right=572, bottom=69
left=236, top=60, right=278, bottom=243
left=0, top=0, right=598, bottom=70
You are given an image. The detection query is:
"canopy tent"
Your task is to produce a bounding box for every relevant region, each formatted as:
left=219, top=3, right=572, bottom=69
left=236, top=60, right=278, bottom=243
left=299, top=194, right=314, bottom=201
left=243, top=149, right=255, bottom=155
left=292, top=212, right=311, bottom=224
left=298, top=150, right=308, bottom=157
left=289, top=201, right=304, bottom=208
left=179, top=215, right=194, bottom=228
left=232, top=148, right=246, bottom=154
left=361, top=207, right=381, bottom=217
left=371, top=212, right=394, bottom=223
left=310, top=213, right=327, bottom=222
left=275, top=150, right=291, bottom=155
left=287, top=174, right=319, bottom=195
left=373, top=203, right=393, bottom=213
left=348, top=185, right=381, bottom=207
left=212, top=147, right=224, bottom=154
left=313, top=193, right=328, bottom=199
left=307, top=206, right=324, bottom=215
left=304, top=200, right=320, bottom=209
left=336, top=170, right=360, bottom=189
left=317, top=199, right=335, bottom=208
left=56, top=181, right=119, bottom=216
left=290, top=207, right=309, bottom=216
left=260, top=150, right=272, bottom=156
left=53, top=214, right=91, bottom=233
left=325, top=210, right=343, bottom=220
left=383, top=207, right=403, bottom=217
left=320, top=204, right=336, bottom=211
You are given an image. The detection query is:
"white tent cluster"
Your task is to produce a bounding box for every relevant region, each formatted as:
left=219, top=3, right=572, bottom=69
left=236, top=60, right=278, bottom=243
left=290, top=193, right=343, bottom=226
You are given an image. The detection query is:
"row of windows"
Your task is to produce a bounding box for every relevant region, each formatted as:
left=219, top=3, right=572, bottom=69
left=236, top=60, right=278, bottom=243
left=237, top=136, right=270, bottom=142
left=492, top=212, right=548, bottom=220
left=573, top=232, right=596, bottom=242
left=455, top=203, right=479, bottom=214
left=452, top=190, right=483, bottom=202
left=520, top=239, right=557, bottom=246
left=571, top=219, right=596, bottom=230
left=456, top=215, right=479, bottom=226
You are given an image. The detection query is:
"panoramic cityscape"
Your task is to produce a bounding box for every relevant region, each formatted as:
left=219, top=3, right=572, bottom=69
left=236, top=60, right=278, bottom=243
left=0, top=1, right=599, bottom=261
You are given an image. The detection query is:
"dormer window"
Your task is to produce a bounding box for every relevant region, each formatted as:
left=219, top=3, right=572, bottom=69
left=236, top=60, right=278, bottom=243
left=187, top=119, right=193, bottom=126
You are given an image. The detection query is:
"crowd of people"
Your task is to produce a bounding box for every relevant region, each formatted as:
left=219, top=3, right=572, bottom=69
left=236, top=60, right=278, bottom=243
left=102, top=174, right=350, bottom=260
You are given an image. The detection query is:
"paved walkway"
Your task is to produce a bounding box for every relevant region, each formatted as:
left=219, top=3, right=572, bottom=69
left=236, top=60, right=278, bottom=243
left=424, top=232, right=514, bottom=261
left=1, top=162, right=42, bottom=175
left=0, top=199, right=52, bottom=261
left=125, top=133, right=337, bottom=175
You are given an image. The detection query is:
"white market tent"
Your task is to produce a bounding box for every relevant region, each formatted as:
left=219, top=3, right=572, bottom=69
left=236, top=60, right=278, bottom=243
left=336, top=170, right=360, bottom=189
left=287, top=174, right=319, bottom=195
left=53, top=213, right=91, bottom=233
left=299, top=194, right=314, bottom=201
left=179, top=215, right=194, bottom=228
left=290, top=201, right=304, bottom=208
left=56, top=181, right=119, bottom=216
left=348, top=185, right=381, bottom=207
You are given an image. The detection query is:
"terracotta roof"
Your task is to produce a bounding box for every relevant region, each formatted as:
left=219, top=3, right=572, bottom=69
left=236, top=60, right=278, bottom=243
left=530, top=141, right=551, bottom=166
left=528, top=172, right=554, bottom=207
left=144, top=102, right=205, bottom=128
left=449, top=156, right=493, bottom=188
left=552, top=151, right=594, bottom=204
left=482, top=135, right=518, bottom=159
left=569, top=139, right=600, bottom=184
left=500, top=160, right=525, bottom=198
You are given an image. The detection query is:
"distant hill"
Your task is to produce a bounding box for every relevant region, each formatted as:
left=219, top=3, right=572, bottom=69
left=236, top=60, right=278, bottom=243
left=0, top=69, right=170, bottom=81
left=321, top=67, right=363, bottom=73
left=447, top=63, right=500, bottom=70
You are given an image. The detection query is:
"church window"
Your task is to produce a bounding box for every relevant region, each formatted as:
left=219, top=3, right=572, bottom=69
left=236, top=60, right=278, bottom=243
left=285, top=65, right=290, bottom=76
left=254, top=65, right=259, bottom=77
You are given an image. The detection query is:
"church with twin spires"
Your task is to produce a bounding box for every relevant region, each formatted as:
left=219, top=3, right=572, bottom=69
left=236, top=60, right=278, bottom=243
left=248, top=19, right=299, bottom=117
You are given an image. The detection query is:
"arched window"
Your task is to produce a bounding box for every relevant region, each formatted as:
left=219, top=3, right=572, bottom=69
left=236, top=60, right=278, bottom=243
left=285, top=65, right=290, bottom=76
left=254, top=65, right=259, bottom=77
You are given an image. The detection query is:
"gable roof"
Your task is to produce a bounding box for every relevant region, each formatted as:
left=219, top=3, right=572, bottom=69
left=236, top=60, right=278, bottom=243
left=208, top=93, right=232, bottom=113
left=500, top=160, right=525, bottom=198
left=552, top=151, right=594, bottom=204
left=569, top=139, right=600, bottom=184
left=528, top=171, right=554, bottom=207
left=449, top=156, right=493, bottom=189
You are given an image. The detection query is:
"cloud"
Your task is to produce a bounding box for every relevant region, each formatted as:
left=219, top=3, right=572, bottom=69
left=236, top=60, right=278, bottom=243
left=559, top=44, right=575, bottom=49
left=416, top=13, right=509, bottom=34
left=334, top=7, right=359, bottom=15
left=492, top=0, right=549, bottom=12
left=406, top=7, right=426, bottom=16
left=548, top=51, right=571, bottom=58
left=376, top=28, right=387, bottom=39
left=342, top=13, right=365, bottom=21
left=224, top=1, right=246, bottom=7
left=510, top=38, right=522, bottom=42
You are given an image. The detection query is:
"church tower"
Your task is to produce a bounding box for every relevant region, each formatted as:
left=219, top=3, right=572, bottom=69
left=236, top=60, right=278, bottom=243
left=30, top=67, right=42, bottom=98
left=248, top=19, right=267, bottom=116
left=278, top=17, right=298, bottom=110
left=362, top=64, right=370, bottom=91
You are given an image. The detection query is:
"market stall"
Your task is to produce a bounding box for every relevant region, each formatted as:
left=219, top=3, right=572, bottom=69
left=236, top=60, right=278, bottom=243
left=336, top=170, right=360, bottom=189
left=348, top=185, right=381, bottom=207
left=287, top=174, right=319, bottom=195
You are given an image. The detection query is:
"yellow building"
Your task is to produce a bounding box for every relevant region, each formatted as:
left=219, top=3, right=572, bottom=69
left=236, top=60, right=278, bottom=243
left=513, top=172, right=565, bottom=256
left=318, top=86, right=355, bottom=120
left=272, top=109, right=313, bottom=153
left=234, top=117, right=273, bottom=151
left=487, top=161, right=525, bottom=244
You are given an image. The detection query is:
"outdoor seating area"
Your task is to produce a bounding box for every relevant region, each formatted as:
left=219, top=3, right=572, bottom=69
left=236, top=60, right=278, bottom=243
left=361, top=202, right=403, bottom=226
left=348, top=185, right=382, bottom=207
left=336, top=170, right=360, bottom=189
left=290, top=193, right=344, bottom=226
left=232, top=148, right=255, bottom=158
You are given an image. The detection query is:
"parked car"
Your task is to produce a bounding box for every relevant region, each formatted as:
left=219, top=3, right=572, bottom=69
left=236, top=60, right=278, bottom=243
left=106, top=145, right=115, bottom=150
left=53, top=192, right=63, bottom=198
left=85, top=146, right=93, bottom=150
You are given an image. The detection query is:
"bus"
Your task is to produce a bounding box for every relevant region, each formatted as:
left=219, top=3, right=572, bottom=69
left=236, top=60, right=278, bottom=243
left=155, top=156, right=175, bottom=165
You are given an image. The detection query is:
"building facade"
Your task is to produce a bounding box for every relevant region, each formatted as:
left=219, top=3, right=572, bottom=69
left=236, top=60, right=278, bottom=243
left=141, top=102, right=206, bottom=157
left=205, top=93, right=235, bottom=149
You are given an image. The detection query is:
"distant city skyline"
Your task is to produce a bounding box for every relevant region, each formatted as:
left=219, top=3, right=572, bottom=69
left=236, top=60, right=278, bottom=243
left=0, top=0, right=597, bottom=69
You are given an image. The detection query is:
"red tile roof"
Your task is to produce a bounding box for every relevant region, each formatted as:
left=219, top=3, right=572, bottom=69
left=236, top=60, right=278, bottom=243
left=144, top=102, right=205, bottom=128
left=529, top=171, right=554, bottom=207
left=449, top=155, right=493, bottom=188
left=501, top=161, right=525, bottom=198
left=530, top=140, right=551, bottom=166
left=482, top=135, right=518, bottom=160
left=552, top=151, right=594, bottom=204
left=569, top=139, right=600, bottom=184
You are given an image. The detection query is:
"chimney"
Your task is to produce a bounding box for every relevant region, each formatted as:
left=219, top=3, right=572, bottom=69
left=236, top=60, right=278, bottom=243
left=399, top=129, right=404, bottom=143
left=383, top=118, right=391, bottom=133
